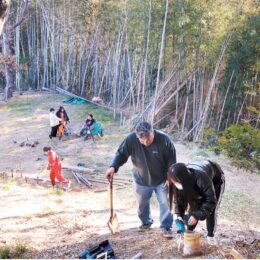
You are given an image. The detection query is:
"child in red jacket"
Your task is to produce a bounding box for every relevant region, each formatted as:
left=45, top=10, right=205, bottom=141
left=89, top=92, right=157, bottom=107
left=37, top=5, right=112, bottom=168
left=43, top=147, right=69, bottom=187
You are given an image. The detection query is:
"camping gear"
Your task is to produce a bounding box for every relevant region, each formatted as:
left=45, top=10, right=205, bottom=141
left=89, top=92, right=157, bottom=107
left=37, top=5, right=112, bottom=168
left=63, top=97, right=88, bottom=104
left=107, top=178, right=119, bottom=234
left=79, top=240, right=115, bottom=259
left=91, top=122, right=104, bottom=137
left=64, top=126, right=72, bottom=136
left=183, top=231, right=201, bottom=256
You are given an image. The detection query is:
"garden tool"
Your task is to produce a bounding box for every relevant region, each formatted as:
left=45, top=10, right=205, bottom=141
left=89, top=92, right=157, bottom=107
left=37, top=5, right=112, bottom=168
left=107, top=178, right=119, bottom=234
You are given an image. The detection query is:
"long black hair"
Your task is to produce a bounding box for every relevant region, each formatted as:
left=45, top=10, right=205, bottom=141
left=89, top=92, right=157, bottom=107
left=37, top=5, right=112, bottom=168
left=56, top=106, right=69, bottom=121
left=168, top=163, right=199, bottom=212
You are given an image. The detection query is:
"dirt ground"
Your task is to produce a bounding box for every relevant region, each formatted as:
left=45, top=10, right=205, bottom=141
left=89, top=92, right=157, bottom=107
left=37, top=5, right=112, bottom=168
left=0, top=92, right=259, bottom=259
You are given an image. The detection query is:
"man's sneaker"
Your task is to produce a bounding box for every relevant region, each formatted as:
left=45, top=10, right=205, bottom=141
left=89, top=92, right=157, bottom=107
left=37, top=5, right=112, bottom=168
left=161, top=228, right=174, bottom=238
left=207, top=236, right=217, bottom=245
left=138, top=223, right=152, bottom=232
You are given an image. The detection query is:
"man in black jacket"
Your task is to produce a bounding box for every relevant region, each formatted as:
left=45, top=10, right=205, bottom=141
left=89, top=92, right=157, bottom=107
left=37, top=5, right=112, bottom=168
left=167, top=160, right=225, bottom=245
left=106, top=121, right=176, bottom=238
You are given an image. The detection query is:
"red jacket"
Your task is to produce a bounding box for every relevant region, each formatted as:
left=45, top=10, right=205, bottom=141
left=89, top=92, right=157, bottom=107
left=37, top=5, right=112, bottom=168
left=48, top=150, right=61, bottom=171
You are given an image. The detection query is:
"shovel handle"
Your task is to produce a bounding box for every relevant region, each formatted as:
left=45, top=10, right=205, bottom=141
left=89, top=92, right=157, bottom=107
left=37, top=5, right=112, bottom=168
left=109, top=178, right=113, bottom=217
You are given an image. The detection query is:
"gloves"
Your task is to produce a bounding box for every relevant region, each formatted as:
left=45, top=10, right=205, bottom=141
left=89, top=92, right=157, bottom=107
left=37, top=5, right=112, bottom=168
left=175, top=219, right=185, bottom=233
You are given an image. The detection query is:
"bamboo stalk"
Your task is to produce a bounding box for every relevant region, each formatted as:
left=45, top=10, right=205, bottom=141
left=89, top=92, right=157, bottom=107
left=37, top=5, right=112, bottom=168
left=151, top=0, right=169, bottom=124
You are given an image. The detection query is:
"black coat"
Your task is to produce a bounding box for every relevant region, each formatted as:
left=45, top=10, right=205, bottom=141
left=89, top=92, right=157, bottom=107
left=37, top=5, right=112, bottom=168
left=173, top=160, right=225, bottom=220
left=56, top=110, right=69, bottom=122
left=110, top=130, right=176, bottom=186
left=85, top=118, right=95, bottom=127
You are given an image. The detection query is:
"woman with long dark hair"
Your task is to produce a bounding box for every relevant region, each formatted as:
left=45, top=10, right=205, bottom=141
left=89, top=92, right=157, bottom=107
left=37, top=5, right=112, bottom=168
left=56, top=106, right=70, bottom=126
left=56, top=106, right=70, bottom=139
left=167, top=160, right=225, bottom=245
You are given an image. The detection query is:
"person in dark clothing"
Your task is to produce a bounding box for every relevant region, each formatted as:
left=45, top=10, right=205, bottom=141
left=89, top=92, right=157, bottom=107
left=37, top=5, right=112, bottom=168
left=56, top=106, right=70, bottom=125
left=106, top=121, right=176, bottom=238
left=56, top=106, right=70, bottom=139
left=49, top=108, right=61, bottom=139
left=167, top=160, right=225, bottom=245
left=80, top=114, right=95, bottom=136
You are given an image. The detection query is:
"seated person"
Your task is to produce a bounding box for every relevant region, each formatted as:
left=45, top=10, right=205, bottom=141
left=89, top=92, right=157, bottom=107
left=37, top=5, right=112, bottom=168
left=167, top=160, right=225, bottom=245
left=83, top=121, right=104, bottom=141
left=80, top=114, right=95, bottom=136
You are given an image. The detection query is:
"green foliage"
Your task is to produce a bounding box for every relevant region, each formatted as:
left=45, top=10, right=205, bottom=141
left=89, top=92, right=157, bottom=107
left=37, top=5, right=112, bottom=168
left=0, top=246, right=11, bottom=259
left=218, top=123, right=260, bottom=170
left=200, top=124, right=259, bottom=171
left=48, top=187, right=64, bottom=196
left=3, top=96, right=47, bottom=114
left=199, top=128, right=220, bottom=154
left=13, top=244, right=27, bottom=258
left=0, top=244, right=28, bottom=259
left=246, top=106, right=260, bottom=115
left=2, top=179, right=14, bottom=191
left=191, top=149, right=209, bottom=158
left=5, top=103, right=33, bottom=114
left=219, top=12, right=259, bottom=126
left=77, top=103, right=114, bottom=123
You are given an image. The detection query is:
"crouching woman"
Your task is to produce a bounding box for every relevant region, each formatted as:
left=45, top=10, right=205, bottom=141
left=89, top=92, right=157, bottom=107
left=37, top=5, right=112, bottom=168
left=167, top=160, right=225, bottom=245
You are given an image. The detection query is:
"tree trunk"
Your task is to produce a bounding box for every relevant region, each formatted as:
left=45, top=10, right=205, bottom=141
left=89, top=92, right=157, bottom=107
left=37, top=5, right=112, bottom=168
left=3, top=30, right=15, bottom=100
left=151, top=0, right=169, bottom=124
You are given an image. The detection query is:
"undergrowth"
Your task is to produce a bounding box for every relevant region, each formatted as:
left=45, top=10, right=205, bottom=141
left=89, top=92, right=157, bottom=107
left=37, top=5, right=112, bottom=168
left=200, top=123, right=260, bottom=172
left=0, top=244, right=28, bottom=259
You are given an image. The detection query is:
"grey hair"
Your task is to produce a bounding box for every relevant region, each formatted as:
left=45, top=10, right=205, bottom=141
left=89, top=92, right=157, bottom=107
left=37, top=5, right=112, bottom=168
left=135, top=121, right=153, bottom=139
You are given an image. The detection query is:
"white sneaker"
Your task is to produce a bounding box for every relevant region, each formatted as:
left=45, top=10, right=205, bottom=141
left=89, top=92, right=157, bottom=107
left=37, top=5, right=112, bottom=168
left=207, top=236, right=217, bottom=245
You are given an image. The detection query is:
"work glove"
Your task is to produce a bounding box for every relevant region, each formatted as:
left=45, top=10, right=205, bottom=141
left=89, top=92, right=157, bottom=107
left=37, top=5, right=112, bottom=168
left=175, top=219, right=185, bottom=233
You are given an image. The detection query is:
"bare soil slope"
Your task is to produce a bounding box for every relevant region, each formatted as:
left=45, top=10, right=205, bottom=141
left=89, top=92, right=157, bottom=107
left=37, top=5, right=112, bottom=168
left=0, top=92, right=259, bottom=258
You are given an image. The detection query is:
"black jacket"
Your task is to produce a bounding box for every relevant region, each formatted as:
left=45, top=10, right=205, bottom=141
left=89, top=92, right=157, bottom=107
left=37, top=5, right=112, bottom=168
left=56, top=110, right=69, bottom=122
left=174, top=160, right=225, bottom=220
left=85, top=118, right=95, bottom=127
left=110, top=130, right=176, bottom=186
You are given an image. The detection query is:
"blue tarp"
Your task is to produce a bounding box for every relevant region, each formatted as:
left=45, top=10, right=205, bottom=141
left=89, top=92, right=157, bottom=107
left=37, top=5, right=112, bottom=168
left=63, top=97, right=88, bottom=104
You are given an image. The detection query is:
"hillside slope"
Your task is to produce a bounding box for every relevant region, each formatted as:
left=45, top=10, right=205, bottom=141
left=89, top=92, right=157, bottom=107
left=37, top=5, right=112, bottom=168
left=0, top=92, right=259, bottom=258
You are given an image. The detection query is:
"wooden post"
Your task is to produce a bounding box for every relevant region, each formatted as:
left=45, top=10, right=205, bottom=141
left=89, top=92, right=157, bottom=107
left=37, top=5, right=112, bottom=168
left=120, top=112, right=123, bottom=126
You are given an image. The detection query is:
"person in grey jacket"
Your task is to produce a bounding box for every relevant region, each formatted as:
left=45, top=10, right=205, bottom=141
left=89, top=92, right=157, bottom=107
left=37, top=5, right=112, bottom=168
left=167, top=160, right=225, bottom=245
left=106, top=121, right=176, bottom=237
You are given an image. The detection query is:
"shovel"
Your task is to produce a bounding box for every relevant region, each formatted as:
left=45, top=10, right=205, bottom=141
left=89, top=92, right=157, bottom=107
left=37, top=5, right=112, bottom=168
left=107, top=178, right=119, bottom=234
